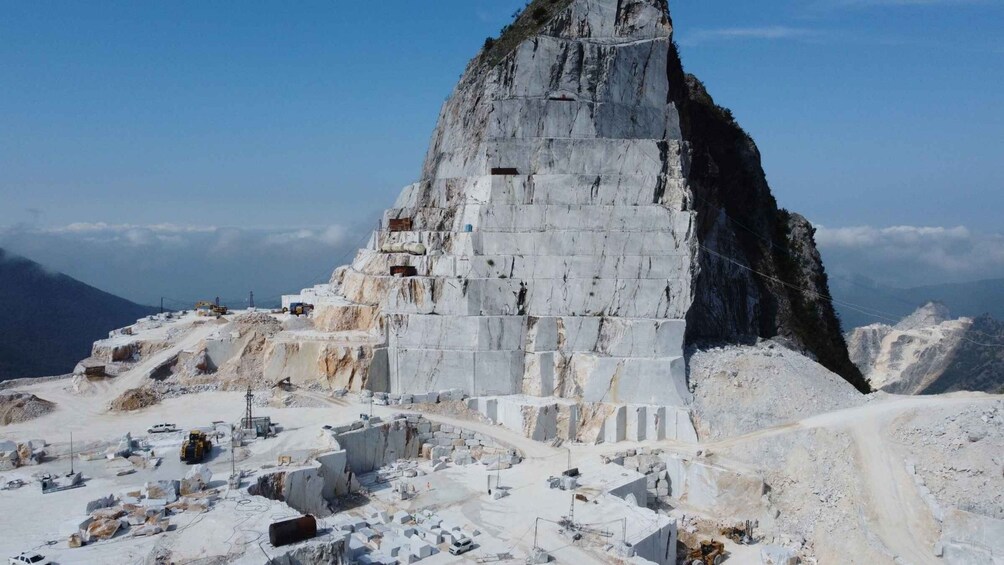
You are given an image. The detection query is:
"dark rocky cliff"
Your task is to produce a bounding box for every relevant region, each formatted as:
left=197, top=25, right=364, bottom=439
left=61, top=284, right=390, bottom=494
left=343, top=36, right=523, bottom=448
left=663, top=22, right=869, bottom=392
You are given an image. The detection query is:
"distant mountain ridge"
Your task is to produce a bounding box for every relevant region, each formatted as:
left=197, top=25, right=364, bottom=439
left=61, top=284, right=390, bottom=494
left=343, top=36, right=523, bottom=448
left=0, top=248, right=156, bottom=381
left=846, top=302, right=1004, bottom=395
left=831, top=276, right=1004, bottom=330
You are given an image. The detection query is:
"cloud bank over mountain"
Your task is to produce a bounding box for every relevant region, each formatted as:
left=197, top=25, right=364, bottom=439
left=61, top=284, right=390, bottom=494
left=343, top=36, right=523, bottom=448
left=4, top=220, right=1003, bottom=313
left=816, top=224, right=1004, bottom=288
left=0, top=222, right=365, bottom=307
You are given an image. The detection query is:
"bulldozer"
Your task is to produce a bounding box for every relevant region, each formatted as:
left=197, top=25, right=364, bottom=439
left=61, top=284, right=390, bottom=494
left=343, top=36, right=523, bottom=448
left=687, top=540, right=726, bottom=565
left=195, top=301, right=229, bottom=317
left=180, top=430, right=212, bottom=464
left=284, top=303, right=314, bottom=317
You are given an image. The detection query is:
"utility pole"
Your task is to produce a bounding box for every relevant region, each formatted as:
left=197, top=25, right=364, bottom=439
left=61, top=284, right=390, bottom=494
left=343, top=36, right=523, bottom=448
left=568, top=489, right=575, bottom=527
left=69, top=432, right=74, bottom=475
left=244, top=386, right=254, bottom=432
left=249, top=291, right=255, bottom=309
left=230, top=426, right=236, bottom=476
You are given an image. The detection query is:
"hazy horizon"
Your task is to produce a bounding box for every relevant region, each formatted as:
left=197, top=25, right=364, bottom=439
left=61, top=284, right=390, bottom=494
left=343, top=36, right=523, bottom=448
left=2, top=0, right=1002, bottom=306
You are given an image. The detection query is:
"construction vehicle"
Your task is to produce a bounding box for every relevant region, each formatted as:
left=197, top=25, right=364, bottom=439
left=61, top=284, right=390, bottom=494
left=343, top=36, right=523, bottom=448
left=284, top=303, right=314, bottom=317
left=180, top=430, right=212, bottom=464
left=194, top=301, right=229, bottom=317
left=687, top=540, right=726, bottom=565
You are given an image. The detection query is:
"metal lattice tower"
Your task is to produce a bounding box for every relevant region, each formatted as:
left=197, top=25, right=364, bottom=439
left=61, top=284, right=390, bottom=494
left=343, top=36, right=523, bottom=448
left=244, top=386, right=253, bottom=429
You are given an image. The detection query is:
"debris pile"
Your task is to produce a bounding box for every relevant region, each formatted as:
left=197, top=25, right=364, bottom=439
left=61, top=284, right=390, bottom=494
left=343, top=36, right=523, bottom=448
left=210, top=313, right=285, bottom=390
left=232, top=311, right=283, bottom=335
left=331, top=508, right=481, bottom=563
left=110, top=388, right=160, bottom=412
left=0, top=392, right=55, bottom=425
left=0, top=438, right=45, bottom=470
left=602, top=448, right=670, bottom=503
left=72, top=465, right=218, bottom=547
left=413, top=417, right=521, bottom=468
left=892, top=400, right=1004, bottom=520
left=367, top=388, right=467, bottom=407
left=689, top=342, right=864, bottom=439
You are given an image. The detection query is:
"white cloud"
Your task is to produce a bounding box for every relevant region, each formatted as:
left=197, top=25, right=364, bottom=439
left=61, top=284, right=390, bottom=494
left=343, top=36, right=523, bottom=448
left=802, top=0, right=995, bottom=16
left=679, top=26, right=823, bottom=45
left=20, top=222, right=349, bottom=252
left=0, top=222, right=361, bottom=305
left=817, top=225, right=971, bottom=247
left=816, top=224, right=1004, bottom=286
left=825, top=0, right=989, bottom=6
left=53, top=222, right=217, bottom=235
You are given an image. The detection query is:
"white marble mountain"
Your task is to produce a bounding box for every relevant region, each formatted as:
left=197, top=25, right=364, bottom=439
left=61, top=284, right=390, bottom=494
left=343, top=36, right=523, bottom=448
left=280, top=0, right=695, bottom=407
left=847, top=302, right=1004, bottom=394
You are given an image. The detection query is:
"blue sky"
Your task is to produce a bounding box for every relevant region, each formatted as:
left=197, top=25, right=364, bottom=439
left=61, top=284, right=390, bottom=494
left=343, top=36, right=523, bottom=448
left=1, top=0, right=1002, bottom=305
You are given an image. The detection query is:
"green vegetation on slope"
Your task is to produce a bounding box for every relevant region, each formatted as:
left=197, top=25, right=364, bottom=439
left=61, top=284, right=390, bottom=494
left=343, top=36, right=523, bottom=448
left=478, top=0, right=576, bottom=69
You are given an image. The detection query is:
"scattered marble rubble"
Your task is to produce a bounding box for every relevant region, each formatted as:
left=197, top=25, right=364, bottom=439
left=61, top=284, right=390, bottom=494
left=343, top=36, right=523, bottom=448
left=253, top=413, right=523, bottom=517
left=365, top=388, right=466, bottom=406
left=890, top=401, right=1004, bottom=563
left=606, top=447, right=769, bottom=523
left=0, top=438, right=45, bottom=471
left=333, top=508, right=481, bottom=564
left=602, top=449, right=673, bottom=502
left=0, top=392, right=55, bottom=425
left=71, top=464, right=217, bottom=547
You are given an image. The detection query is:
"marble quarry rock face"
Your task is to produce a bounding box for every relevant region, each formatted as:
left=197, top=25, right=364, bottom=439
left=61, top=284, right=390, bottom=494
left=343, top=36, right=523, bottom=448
left=846, top=302, right=1004, bottom=394
left=274, top=0, right=866, bottom=402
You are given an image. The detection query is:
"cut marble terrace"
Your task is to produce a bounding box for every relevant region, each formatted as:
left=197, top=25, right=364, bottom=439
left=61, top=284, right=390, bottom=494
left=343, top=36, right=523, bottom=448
left=265, top=0, right=699, bottom=446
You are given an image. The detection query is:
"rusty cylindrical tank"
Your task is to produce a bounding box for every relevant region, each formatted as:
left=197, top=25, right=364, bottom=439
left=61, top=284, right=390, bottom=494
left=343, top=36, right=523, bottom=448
left=268, top=515, right=317, bottom=547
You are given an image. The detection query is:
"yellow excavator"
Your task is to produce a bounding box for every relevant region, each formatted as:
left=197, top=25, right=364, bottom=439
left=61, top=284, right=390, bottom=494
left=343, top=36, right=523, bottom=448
left=180, top=430, right=212, bottom=463
left=195, top=301, right=229, bottom=317
left=284, top=303, right=314, bottom=317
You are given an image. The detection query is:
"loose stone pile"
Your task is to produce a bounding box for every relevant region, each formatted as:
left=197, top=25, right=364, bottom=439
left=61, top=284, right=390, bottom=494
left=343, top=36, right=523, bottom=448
left=74, top=464, right=218, bottom=545
left=0, top=438, right=44, bottom=470
left=602, top=448, right=672, bottom=502
left=0, top=392, right=55, bottom=425
left=333, top=508, right=481, bottom=564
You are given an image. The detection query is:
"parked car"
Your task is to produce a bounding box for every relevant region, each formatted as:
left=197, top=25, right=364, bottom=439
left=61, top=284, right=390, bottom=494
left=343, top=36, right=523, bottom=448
left=8, top=553, right=51, bottom=565
left=147, top=423, right=178, bottom=434
left=449, top=537, right=474, bottom=556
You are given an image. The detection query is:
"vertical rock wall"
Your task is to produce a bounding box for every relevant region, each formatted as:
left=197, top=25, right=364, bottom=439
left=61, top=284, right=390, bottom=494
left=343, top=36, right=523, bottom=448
left=276, top=0, right=866, bottom=396
left=330, top=0, right=697, bottom=404
left=661, top=47, right=867, bottom=390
